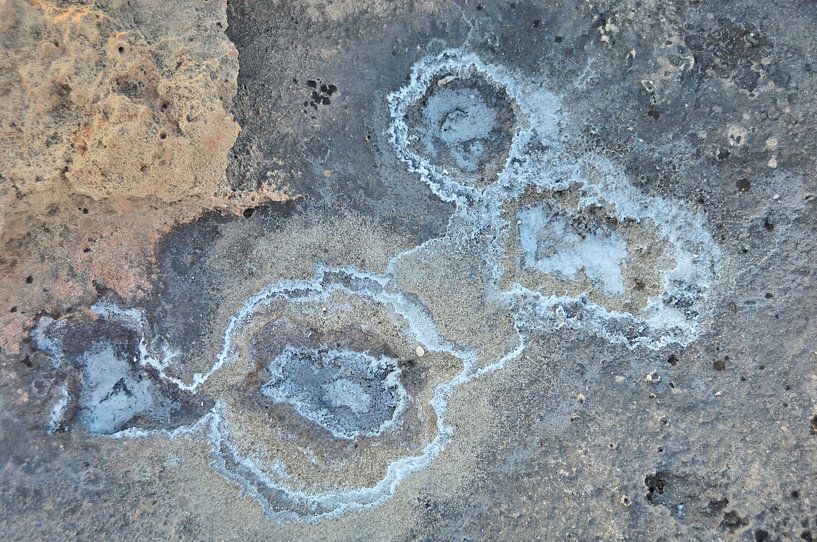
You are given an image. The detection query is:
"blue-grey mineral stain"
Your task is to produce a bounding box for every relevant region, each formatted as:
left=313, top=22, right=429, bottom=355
left=406, top=73, right=516, bottom=187
left=76, top=343, right=163, bottom=434
left=261, top=347, right=404, bottom=440
left=33, top=314, right=207, bottom=435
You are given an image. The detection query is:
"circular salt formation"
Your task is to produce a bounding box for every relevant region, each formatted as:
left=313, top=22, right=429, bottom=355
left=208, top=267, right=466, bottom=521
left=494, top=154, right=721, bottom=349
left=261, top=347, right=405, bottom=440
left=391, top=57, right=520, bottom=201
left=405, top=74, right=516, bottom=189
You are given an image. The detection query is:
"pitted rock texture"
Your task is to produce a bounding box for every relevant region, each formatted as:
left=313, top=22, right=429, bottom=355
left=0, top=0, right=238, bottom=202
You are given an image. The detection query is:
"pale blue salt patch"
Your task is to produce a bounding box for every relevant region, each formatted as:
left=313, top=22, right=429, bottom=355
left=426, top=89, right=496, bottom=143
left=78, top=344, right=158, bottom=435
left=47, top=382, right=70, bottom=433
left=31, top=316, right=66, bottom=368
left=323, top=379, right=372, bottom=415
left=518, top=203, right=627, bottom=296
left=261, top=346, right=406, bottom=440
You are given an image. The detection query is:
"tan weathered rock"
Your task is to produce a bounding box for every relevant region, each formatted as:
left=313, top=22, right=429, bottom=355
left=1, top=0, right=240, bottom=201
left=0, top=0, right=289, bottom=353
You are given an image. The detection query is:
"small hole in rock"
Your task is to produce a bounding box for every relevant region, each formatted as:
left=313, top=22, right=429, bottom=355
left=645, top=473, right=666, bottom=502
left=707, top=497, right=729, bottom=515
left=763, top=217, right=774, bottom=231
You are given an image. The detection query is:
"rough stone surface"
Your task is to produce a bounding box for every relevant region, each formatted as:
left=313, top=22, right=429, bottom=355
left=0, top=0, right=287, bottom=354
left=1, top=1, right=817, bottom=540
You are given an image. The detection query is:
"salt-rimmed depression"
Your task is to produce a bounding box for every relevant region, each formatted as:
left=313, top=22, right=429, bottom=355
left=260, top=347, right=405, bottom=440
left=388, top=49, right=562, bottom=204
left=401, top=71, right=518, bottom=190
left=388, top=49, right=721, bottom=349
left=34, top=267, right=505, bottom=522
left=30, top=47, right=721, bottom=524
left=492, top=152, right=721, bottom=349
left=32, top=308, right=212, bottom=436
left=206, top=266, right=470, bottom=521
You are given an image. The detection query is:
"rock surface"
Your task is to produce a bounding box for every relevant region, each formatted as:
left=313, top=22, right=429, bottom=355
left=1, top=1, right=816, bottom=541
